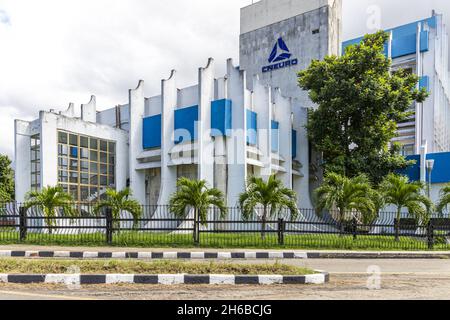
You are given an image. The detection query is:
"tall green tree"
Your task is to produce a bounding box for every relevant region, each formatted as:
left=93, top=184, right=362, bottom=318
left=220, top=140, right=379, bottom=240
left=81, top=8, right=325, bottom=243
left=169, top=178, right=227, bottom=243
left=239, top=175, right=299, bottom=240
left=93, top=188, right=142, bottom=230
left=298, top=31, right=428, bottom=184
left=314, top=173, right=375, bottom=235
left=380, top=174, right=433, bottom=241
left=24, top=186, right=74, bottom=234
left=0, top=155, right=14, bottom=202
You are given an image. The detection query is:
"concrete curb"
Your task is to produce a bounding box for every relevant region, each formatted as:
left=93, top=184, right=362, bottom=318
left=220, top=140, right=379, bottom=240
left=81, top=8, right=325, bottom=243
left=306, top=252, right=450, bottom=259
left=0, top=250, right=308, bottom=260
left=0, top=272, right=329, bottom=285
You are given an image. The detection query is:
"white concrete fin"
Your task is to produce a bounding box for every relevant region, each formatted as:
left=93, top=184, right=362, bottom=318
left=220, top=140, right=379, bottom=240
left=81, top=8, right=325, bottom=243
left=61, top=103, right=75, bottom=118
left=81, top=95, right=97, bottom=123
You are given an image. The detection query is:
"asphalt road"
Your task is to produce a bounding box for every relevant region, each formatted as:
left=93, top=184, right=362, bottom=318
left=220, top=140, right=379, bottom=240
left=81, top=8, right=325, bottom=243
left=0, top=259, right=449, bottom=300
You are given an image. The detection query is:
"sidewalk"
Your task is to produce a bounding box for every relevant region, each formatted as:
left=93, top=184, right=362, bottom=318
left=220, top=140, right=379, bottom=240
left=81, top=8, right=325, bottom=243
left=0, top=244, right=449, bottom=259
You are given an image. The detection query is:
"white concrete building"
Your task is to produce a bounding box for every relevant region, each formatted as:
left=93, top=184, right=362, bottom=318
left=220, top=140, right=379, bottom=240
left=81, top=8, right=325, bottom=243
left=15, top=0, right=344, bottom=213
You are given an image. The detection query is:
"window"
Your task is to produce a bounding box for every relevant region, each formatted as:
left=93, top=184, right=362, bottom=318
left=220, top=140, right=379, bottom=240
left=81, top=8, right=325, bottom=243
left=401, top=144, right=415, bottom=156
left=57, top=130, right=116, bottom=202
left=30, top=134, right=41, bottom=191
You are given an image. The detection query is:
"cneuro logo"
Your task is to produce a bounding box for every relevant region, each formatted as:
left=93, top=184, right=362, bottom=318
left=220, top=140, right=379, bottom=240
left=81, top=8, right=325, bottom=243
left=262, top=37, right=298, bottom=73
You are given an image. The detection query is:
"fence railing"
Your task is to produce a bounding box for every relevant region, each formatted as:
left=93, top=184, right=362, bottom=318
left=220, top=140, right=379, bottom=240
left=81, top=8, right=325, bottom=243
left=0, top=203, right=449, bottom=250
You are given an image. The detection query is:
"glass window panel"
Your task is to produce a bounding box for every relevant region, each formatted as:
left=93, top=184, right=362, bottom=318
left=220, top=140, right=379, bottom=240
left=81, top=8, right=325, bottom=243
left=100, top=164, right=107, bottom=175
left=100, top=152, right=107, bottom=163
left=70, top=185, right=78, bottom=200
left=80, top=187, right=89, bottom=201
left=80, top=148, right=89, bottom=159
left=58, top=132, right=68, bottom=144
left=58, top=157, right=68, bottom=169
left=80, top=136, right=89, bottom=148
left=90, top=138, right=98, bottom=150
left=80, top=161, right=89, bottom=172
left=108, top=155, right=115, bottom=165
left=69, top=171, right=79, bottom=183
left=69, top=134, right=78, bottom=146
left=108, top=142, right=116, bottom=153
left=58, top=144, right=68, bottom=156
left=100, top=140, right=108, bottom=152
left=70, top=159, right=78, bottom=171
left=70, top=146, right=78, bottom=158
left=90, top=150, right=98, bottom=161
left=108, top=165, right=115, bottom=176
left=90, top=174, right=98, bottom=185
left=58, top=170, right=68, bottom=183
left=100, top=175, right=108, bottom=186
left=90, top=187, right=98, bottom=199
left=80, top=173, right=89, bottom=184
left=90, top=162, right=98, bottom=174
left=108, top=175, right=115, bottom=186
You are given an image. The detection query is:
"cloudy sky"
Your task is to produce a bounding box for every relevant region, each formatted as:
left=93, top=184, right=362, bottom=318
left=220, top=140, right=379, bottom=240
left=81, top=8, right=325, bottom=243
left=1, top=0, right=449, bottom=162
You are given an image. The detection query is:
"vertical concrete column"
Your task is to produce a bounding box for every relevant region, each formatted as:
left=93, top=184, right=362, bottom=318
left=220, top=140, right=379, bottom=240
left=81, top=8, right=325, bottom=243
left=128, top=81, right=146, bottom=205
left=14, top=120, right=32, bottom=203
left=226, top=59, right=248, bottom=207
left=40, top=112, right=58, bottom=188
left=273, top=88, right=292, bottom=189
left=252, top=75, right=272, bottom=178
left=81, top=96, right=97, bottom=123
left=198, top=58, right=215, bottom=187
left=292, top=101, right=313, bottom=208
left=416, top=22, right=424, bottom=154
left=157, top=70, right=178, bottom=209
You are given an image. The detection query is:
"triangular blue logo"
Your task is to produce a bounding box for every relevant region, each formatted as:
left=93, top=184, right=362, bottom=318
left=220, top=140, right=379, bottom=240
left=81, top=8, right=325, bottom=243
left=268, top=37, right=292, bottom=63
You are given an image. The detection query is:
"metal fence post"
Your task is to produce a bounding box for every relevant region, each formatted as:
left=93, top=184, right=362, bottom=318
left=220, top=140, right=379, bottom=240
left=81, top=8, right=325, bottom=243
left=278, top=218, right=285, bottom=246
left=19, top=206, right=27, bottom=241
left=427, top=221, right=434, bottom=250
left=193, top=208, right=200, bottom=246
left=105, top=208, right=113, bottom=245
left=352, top=217, right=358, bottom=241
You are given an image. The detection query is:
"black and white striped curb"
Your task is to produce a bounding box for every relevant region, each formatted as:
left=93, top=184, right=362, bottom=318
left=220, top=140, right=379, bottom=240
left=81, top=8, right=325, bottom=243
left=0, top=272, right=329, bottom=285
left=0, top=250, right=308, bottom=260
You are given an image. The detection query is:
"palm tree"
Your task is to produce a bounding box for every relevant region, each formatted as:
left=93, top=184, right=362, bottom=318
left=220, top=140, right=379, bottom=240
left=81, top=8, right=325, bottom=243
left=24, top=186, right=74, bottom=234
left=169, top=178, right=227, bottom=243
left=93, top=188, right=142, bottom=230
left=314, top=173, right=375, bottom=235
left=380, top=174, right=433, bottom=241
left=436, top=184, right=450, bottom=215
left=239, top=175, right=299, bottom=240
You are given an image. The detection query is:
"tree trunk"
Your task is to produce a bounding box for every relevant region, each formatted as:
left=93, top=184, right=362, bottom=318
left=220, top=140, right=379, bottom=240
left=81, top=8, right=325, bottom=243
left=395, top=208, right=401, bottom=242
left=261, top=207, right=267, bottom=240
left=339, top=208, right=345, bottom=237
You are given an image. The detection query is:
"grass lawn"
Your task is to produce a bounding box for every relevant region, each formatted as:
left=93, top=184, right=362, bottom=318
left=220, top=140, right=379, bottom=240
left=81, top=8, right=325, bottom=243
left=0, top=258, right=315, bottom=275
left=0, top=230, right=448, bottom=251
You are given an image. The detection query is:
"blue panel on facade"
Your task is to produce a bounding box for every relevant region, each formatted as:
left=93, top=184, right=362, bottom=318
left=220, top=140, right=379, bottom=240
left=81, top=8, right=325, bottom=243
left=143, top=115, right=162, bottom=149
left=399, top=152, right=450, bottom=184
left=292, top=130, right=297, bottom=159
left=419, top=76, right=430, bottom=91
left=271, top=120, right=279, bottom=153
left=174, top=105, right=198, bottom=144
left=246, top=109, right=258, bottom=146
left=211, top=99, right=232, bottom=137
left=70, top=147, right=78, bottom=158
left=399, top=155, right=421, bottom=182
left=420, top=31, right=429, bottom=52
left=426, top=152, right=450, bottom=184
left=342, top=17, right=435, bottom=58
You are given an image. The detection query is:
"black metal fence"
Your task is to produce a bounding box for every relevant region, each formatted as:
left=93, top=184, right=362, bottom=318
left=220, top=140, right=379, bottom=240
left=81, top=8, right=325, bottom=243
left=0, top=202, right=449, bottom=250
